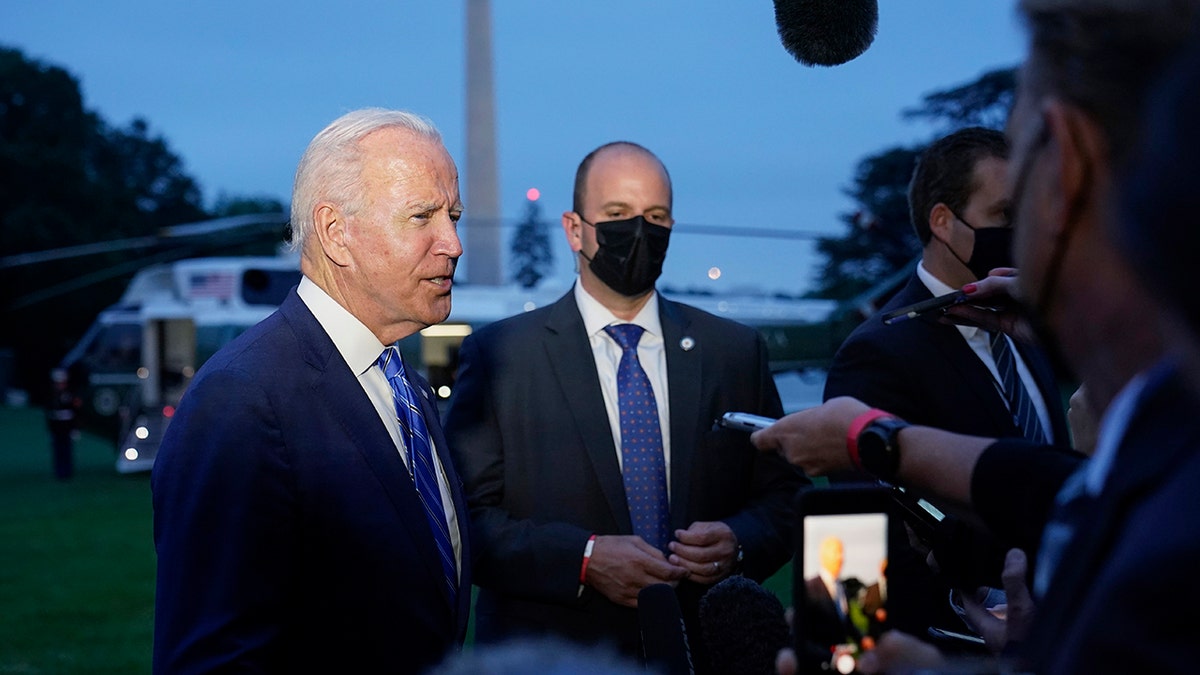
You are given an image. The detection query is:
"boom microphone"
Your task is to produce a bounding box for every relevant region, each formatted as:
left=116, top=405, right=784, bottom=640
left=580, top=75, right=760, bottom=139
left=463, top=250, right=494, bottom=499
left=774, top=0, right=879, bottom=67
left=699, top=576, right=790, bottom=675
left=639, top=583, right=695, bottom=675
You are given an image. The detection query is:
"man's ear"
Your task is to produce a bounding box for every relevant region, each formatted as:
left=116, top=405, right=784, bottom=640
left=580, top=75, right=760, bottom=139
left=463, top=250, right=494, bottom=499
left=313, top=203, right=352, bottom=267
left=1042, top=98, right=1107, bottom=235
left=927, top=203, right=956, bottom=243
left=561, top=210, right=583, bottom=253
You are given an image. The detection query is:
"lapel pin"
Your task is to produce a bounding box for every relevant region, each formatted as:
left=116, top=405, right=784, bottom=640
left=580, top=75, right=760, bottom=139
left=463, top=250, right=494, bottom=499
left=680, top=336, right=696, bottom=351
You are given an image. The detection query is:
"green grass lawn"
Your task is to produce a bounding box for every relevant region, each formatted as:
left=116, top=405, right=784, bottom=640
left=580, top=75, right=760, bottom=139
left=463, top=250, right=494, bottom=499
left=0, top=404, right=795, bottom=673
left=0, top=405, right=155, bottom=675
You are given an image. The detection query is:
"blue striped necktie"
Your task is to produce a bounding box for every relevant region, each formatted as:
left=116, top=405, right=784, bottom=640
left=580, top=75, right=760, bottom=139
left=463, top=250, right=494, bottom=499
left=378, top=347, right=457, bottom=605
left=604, top=324, right=670, bottom=552
left=990, top=331, right=1049, bottom=444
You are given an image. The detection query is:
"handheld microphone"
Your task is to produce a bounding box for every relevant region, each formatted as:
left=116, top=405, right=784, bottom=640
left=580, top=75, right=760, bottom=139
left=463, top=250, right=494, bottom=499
left=773, top=0, right=879, bottom=67
left=639, top=583, right=695, bottom=675
left=698, top=576, right=789, bottom=675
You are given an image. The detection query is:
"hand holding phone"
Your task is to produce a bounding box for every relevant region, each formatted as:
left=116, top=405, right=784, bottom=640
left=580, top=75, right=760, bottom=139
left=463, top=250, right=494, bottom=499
left=882, top=290, right=969, bottom=325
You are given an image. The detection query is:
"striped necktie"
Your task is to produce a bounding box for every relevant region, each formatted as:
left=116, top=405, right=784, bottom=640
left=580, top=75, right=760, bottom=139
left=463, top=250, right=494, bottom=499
left=604, top=324, right=670, bottom=552
left=989, top=331, right=1048, bottom=443
left=378, top=347, right=457, bottom=605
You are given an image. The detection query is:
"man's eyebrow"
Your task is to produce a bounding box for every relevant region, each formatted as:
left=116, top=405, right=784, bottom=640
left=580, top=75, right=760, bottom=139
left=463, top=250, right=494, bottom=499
left=599, top=200, right=633, bottom=211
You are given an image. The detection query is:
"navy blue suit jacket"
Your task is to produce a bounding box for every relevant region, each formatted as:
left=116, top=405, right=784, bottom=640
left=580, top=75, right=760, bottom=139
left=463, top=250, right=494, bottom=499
left=1020, top=363, right=1200, bottom=674
left=151, top=288, right=471, bottom=674
left=443, top=289, right=805, bottom=662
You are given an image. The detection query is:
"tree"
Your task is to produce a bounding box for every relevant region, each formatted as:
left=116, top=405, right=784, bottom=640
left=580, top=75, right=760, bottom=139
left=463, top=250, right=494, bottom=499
left=902, top=67, right=1017, bottom=132
left=212, top=192, right=286, bottom=218
left=0, top=45, right=274, bottom=401
left=809, top=146, right=923, bottom=299
left=808, top=67, right=1017, bottom=300
left=509, top=198, right=553, bottom=288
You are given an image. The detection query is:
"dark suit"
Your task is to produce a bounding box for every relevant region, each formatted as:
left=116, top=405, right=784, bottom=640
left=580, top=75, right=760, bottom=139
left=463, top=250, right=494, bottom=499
left=151, top=289, right=471, bottom=674
left=801, top=576, right=861, bottom=651
left=824, top=271, right=1069, bottom=639
left=1017, top=362, right=1200, bottom=674
left=825, top=273, right=1068, bottom=441
left=444, top=289, right=805, bottom=666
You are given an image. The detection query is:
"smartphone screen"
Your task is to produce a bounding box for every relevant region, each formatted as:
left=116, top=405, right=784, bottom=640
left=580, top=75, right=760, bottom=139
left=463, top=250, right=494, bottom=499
left=794, top=487, right=895, bottom=674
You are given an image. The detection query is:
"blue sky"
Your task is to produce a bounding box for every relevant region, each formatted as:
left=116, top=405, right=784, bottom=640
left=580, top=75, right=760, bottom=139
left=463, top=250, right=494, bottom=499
left=1, top=1, right=1026, bottom=296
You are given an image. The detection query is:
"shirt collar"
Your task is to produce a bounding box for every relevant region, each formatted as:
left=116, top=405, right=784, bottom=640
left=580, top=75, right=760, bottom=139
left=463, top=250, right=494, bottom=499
left=573, top=279, right=663, bottom=339
left=917, top=260, right=981, bottom=340
left=297, top=275, right=387, bottom=376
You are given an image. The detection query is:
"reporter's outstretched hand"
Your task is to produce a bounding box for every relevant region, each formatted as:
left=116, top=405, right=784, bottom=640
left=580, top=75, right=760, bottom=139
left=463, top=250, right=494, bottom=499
left=943, top=269, right=1037, bottom=343
left=751, top=397, right=869, bottom=476
left=961, top=548, right=1036, bottom=654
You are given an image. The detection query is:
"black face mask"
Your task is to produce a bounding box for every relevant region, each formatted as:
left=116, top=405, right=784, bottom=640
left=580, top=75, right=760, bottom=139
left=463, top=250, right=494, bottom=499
left=948, top=212, right=1014, bottom=280
left=580, top=215, right=671, bottom=297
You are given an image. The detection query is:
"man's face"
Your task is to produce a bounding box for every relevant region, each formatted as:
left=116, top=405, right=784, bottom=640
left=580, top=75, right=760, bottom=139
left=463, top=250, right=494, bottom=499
left=947, top=155, right=1012, bottom=263
left=341, top=128, right=463, bottom=340
left=819, top=537, right=844, bottom=578
left=566, top=148, right=673, bottom=267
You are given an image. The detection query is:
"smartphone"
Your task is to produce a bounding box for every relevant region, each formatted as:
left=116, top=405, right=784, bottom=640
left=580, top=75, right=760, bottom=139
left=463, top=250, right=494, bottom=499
left=881, top=482, right=944, bottom=544
left=927, top=626, right=987, bottom=647
left=717, top=411, right=777, bottom=433
left=881, top=290, right=968, bottom=325
left=794, top=486, right=902, bottom=674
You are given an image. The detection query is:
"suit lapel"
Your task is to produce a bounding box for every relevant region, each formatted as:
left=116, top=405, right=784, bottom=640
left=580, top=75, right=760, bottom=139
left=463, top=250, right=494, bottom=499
left=543, top=292, right=632, bottom=532
left=891, top=275, right=1020, bottom=435
left=280, top=292, right=458, bottom=611
left=660, top=297, right=700, bottom=530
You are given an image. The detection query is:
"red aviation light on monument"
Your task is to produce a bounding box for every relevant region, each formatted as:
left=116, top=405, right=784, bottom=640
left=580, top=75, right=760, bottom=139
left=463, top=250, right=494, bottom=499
left=526, top=188, right=541, bottom=202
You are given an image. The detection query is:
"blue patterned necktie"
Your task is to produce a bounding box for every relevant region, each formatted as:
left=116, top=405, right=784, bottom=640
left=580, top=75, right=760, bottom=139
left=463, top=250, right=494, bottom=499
left=378, top=347, right=457, bottom=605
left=990, top=331, right=1049, bottom=443
left=604, top=324, right=670, bottom=552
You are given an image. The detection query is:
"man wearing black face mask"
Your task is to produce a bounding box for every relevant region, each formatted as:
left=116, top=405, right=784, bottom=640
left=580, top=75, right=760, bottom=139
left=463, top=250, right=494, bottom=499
left=826, top=127, right=1067, bottom=447
left=821, top=127, right=1070, bottom=643
left=444, top=141, right=805, bottom=673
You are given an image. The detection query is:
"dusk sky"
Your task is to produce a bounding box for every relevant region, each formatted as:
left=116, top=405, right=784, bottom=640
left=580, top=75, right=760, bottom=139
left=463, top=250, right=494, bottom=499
left=2, top=1, right=1027, bottom=296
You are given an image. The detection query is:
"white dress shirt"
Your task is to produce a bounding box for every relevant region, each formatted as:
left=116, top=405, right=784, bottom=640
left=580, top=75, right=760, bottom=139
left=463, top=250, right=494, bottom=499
left=917, top=262, right=1055, bottom=442
left=573, top=280, right=673, bottom=494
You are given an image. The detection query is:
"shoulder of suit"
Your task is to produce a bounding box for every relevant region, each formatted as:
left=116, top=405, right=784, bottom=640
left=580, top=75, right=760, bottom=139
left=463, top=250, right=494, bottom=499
left=465, top=301, right=558, bottom=344
left=662, top=298, right=765, bottom=349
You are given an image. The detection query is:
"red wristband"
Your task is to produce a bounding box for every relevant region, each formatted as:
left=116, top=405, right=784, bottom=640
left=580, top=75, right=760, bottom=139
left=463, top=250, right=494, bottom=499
left=846, top=408, right=897, bottom=470
left=580, top=535, right=597, bottom=584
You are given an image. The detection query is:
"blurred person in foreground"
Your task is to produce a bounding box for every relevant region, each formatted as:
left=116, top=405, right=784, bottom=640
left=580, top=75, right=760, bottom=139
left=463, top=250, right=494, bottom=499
left=823, top=127, right=1070, bottom=642
left=758, top=0, right=1200, bottom=672
left=151, top=108, right=471, bottom=674
left=444, top=141, right=804, bottom=672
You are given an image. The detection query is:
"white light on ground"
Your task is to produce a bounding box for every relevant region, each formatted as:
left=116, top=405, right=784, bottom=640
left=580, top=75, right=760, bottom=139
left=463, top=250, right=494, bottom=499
left=135, top=426, right=149, bottom=440
left=437, top=386, right=452, bottom=399
left=124, top=448, right=139, bottom=461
